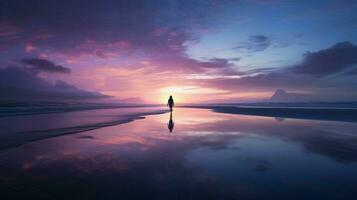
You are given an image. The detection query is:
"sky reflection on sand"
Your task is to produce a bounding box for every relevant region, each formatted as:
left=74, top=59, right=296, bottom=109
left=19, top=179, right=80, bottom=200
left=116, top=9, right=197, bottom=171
left=0, top=108, right=357, bottom=199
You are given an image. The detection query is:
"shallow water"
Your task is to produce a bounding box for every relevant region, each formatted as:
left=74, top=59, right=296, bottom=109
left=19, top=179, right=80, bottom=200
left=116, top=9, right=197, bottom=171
left=0, top=108, right=357, bottom=199
left=0, top=107, right=165, bottom=149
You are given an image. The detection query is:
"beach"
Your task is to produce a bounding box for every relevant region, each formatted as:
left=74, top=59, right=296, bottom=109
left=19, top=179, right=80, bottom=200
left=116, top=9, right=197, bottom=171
left=0, top=107, right=357, bottom=199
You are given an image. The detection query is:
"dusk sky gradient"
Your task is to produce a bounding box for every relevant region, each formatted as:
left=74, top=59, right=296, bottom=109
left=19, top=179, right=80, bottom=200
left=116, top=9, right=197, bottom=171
left=1, top=0, right=357, bottom=103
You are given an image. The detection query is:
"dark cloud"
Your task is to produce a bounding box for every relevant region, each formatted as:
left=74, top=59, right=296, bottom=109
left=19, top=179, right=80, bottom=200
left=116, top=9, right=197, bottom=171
left=0, top=0, right=235, bottom=56
left=200, top=58, right=236, bottom=69
left=19, top=58, right=70, bottom=73
left=233, top=35, right=271, bottom=52
left=193, top=41, right=357, bottom=101
left=0, top=66, right=108, bottom=101
left=290, top=41, right=357, bottom=77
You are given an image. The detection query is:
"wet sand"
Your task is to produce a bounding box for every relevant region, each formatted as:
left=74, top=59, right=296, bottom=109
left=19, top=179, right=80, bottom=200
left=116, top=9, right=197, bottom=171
left=0, top=108, right=357, bottom=199
left=185, top=105, right=357, bottom=122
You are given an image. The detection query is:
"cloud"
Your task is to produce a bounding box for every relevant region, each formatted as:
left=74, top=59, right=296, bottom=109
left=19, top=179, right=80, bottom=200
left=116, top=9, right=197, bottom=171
left=192, top=41, right=357, bottom=101
left=200, top=58, right=234, bottom=69
left=233, top=35, right=271, bottom=52
left=19, top=58, right=71, bottom=73
left=344, top=67, right=357, bottom=75
left=197, top=58, right=243, bottom=75
left=0, top=0, right=244, bottom=90
left=290, top=41, right=357, bottom=77
left=0, top=66, right=108, bottom=101
left=0, top=0, right=234, bottom=56
left=1, top=1, right=356, bottom=103
left=196, top=68, right=357, bottom=101
left=145, top=54, right=242, bottom=76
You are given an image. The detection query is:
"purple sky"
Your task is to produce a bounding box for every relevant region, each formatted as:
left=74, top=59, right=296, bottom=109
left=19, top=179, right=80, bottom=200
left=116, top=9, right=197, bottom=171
left=1, top=0, right=357, bottom=103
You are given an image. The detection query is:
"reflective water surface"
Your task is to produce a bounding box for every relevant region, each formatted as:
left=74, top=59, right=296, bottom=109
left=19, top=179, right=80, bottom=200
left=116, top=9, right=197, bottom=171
left=1, top=108, right=357, bottom=199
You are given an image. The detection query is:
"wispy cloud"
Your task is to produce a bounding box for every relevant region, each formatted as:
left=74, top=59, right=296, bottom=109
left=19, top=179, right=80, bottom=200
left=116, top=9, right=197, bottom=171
left=233, top=35, right=272, bottom=52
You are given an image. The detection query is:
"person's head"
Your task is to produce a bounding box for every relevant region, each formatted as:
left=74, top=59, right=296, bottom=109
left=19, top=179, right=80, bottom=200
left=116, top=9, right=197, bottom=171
left=169, top=95, right=172, bottom=99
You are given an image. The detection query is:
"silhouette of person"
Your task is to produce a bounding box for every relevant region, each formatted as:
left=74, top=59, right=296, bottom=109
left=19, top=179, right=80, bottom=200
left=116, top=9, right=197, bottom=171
left=167, top=95, right=174, bottom=111
left=167, top=111, right=174, bottom=133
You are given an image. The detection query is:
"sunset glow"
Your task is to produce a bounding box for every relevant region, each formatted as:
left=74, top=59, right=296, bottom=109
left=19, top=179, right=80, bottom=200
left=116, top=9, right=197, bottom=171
left=1, top=0, right=357, bottom=104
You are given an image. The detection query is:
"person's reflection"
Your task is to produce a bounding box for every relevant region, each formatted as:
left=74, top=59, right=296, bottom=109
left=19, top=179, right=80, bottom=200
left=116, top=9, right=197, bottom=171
left=167, top=111, right=174, bottom=133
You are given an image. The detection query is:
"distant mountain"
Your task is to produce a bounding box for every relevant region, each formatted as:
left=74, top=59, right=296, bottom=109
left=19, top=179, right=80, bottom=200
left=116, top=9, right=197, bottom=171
left=270, top=89, right=315, bottom=102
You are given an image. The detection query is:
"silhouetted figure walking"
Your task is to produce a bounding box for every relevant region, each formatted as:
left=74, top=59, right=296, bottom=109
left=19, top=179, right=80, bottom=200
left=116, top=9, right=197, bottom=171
left=167, top=111, right=174, bottom=133
left=167, top=95, right=174, bottom=111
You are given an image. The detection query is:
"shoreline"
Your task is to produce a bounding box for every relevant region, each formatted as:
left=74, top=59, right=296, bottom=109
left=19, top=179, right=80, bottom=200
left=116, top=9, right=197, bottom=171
left=0, top=110, right=167, bottom=151
left=183, top=106, right=357, bottom=123
left=0, top=104, right=163, bottom=117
